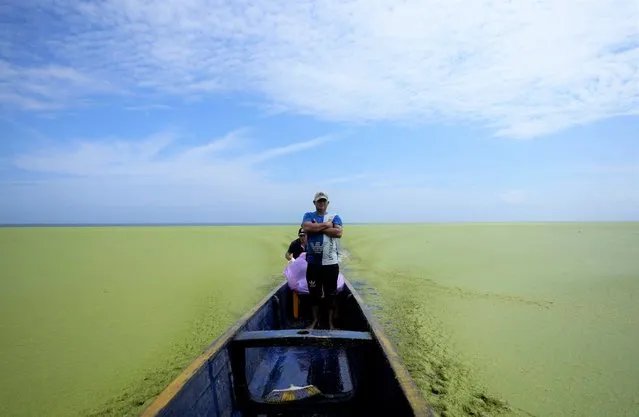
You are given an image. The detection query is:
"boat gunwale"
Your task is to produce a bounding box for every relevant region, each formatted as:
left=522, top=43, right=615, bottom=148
left=344, top=280, right=434, bottom=416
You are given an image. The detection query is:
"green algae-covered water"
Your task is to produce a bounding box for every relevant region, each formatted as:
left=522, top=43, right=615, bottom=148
left=346, top=222, right=639, bottom=417
left=0, top=226, right=290, bottom=417
left=1, top=223, right=638, bottom=416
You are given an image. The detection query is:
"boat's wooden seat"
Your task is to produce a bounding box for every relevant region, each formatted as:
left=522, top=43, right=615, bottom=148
left=230, top=329, right=373, bottom=415
left=233, top=329, right=372, bottom=347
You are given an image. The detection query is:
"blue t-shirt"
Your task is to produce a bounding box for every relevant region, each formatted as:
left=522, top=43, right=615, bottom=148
left=302, top=211, right=343, bottom=265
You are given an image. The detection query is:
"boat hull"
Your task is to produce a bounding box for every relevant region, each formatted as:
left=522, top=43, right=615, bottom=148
left=141, top=280, right=435, bottom=417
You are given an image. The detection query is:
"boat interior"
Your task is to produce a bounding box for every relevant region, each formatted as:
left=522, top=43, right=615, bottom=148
left=148, top=282, right=427, bottom=417
left=232, top=286, right=377, bottom=417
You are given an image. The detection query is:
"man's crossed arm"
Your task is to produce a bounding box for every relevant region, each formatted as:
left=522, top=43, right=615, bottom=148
left=302, top=221, right=342, bottom=238
left=302, top=214, right=343, bottom=238
left=323, top=225, right=342, bottom=238
left=301, top=220, right=332, bottom=233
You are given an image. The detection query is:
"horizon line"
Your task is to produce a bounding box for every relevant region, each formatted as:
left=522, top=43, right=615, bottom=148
left=1, top=220, right=636, bottom=228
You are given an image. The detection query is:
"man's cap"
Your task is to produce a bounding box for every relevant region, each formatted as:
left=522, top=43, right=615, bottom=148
left=313, top=192, right=329, bottom=202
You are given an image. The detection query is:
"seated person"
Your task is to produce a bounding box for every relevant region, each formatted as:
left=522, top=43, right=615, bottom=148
left=285, top=228, right=307, bottom=261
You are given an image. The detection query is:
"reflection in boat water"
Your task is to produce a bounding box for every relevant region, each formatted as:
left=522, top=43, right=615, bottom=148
left=248, top=346, right=352, bottom=401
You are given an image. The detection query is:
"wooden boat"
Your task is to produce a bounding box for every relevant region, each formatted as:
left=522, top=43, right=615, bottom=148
left=141, top=280, right=435, bottom=417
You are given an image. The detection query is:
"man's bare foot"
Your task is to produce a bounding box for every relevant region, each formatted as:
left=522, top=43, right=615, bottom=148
left=307, top=320, right=318, bottom=330
left=328, top=321, right=335, bottom=331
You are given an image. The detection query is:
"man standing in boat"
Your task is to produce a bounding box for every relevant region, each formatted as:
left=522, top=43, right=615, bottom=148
left=301, top=192, right=343, bottom=330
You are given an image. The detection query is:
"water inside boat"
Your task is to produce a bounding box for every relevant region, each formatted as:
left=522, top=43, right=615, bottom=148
left=247, top=346, right=354, bottom=402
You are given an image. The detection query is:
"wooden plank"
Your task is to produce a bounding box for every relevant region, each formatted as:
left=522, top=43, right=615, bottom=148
left=233, top=329, right=373, bottom=348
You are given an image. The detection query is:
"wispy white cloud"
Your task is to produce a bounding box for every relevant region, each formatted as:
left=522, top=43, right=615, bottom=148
left=0, top=60, right=121, bottom=110
left=10, top=129, right=352, bottom=188
left=238, top=134, right=344, bottom=165
left=13, top=132, right=177, bottom=176
left=2, top=0, right=636, bottom=138
left=6, top=128, right=373, bottom=217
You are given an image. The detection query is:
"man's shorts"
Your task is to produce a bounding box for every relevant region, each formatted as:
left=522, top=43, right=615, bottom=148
left=306, top=263, right=340, bottom=306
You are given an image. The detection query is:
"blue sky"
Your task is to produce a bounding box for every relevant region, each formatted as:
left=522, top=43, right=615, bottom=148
left=1, top=0, right=637, bottom=224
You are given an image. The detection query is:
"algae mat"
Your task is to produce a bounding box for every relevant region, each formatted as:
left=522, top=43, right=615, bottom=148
left=0, top=226, right=293, bottom=417
left=344, top=222, right=639, bottom=417
left=2, top=223, right=638, bottom=417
